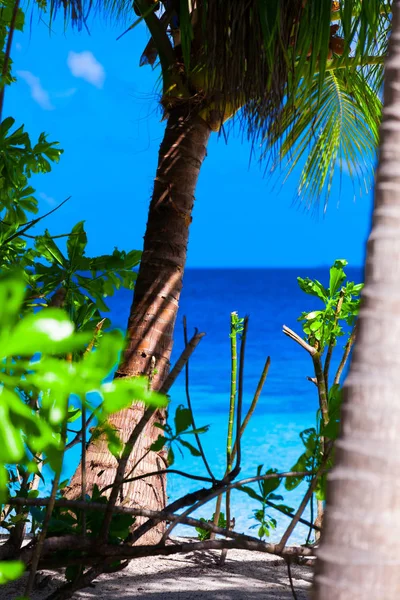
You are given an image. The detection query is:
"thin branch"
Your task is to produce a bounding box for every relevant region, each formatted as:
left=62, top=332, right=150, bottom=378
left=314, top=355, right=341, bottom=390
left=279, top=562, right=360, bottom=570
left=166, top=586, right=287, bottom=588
left=76, top=537, right=312, bottom=560
left=283, top=326, right=328, bottom=424
left=98, top=406, right=154, bottom=543
left=64, top=412, right=95, bottom=451
left=81, top=319, right=106, bottom=538
left=334, top=325, right=357, bottom=386
left=264, top=499, right=320, bottom=532
left=10, top=497, right=304, bottom=553
left=234, top=316, right=248, bottom=475
left=282, top=326, right=317, bottom=356
left=182, top=316, right=215, bottom=482
left=159, top=328, right=206, bottom=394
left=3, top=197, right=71, bottom=245
left=24, top=414, right=68, bottom=596
left=126, top=470, right=316, bottom=546
left=160, top=470, right=315, bottom=544
left=231, top=356, right=270, bottom=462
left=125, top=447, right=151, bottom=480
left=275, top=454, right=331, bottom=554
left=286, top=559, right=299, bottom=600
left=305, top=487, right=315, bottom=546
left=323, top=289, right=345, bottom=389
left=99, top=468, right=214, bottom=494
left=221, top=315, right=249, bottom=565
left=312, top=353, right=329, bottom=426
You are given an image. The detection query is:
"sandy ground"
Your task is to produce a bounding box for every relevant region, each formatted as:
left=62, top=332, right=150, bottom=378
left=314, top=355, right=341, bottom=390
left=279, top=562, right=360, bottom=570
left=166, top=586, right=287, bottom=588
left=0, top=540, right=313, bottom=600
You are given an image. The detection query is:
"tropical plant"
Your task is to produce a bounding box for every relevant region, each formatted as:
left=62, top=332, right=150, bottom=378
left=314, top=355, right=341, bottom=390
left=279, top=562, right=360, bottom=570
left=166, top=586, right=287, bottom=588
left=0, top=0, right=144, bottom=573
left=47, top=0, right=391, bottom=538
left=0, top=263, right=370, bottom=599
left=313, top=1, right=400, bottom=597
left=283, top=259, right=362, bottom=539
left=0, top=272, right=166, bottom=592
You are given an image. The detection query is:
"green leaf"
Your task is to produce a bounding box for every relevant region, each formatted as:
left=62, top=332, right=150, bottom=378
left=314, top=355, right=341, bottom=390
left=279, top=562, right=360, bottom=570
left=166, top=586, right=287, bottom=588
left=35, top=232, right=66, bottom=267
left=304, top=310, right=322, bottom=320
left=0, top=393, right=25, bottom=462
left=3, top=309, right=89, bottom=356
left=0, top=273, right=25, bottom=324
left=238, top=485, right=263, bottom=503
left=0, top=561, right=24, bottom=584
left=309, top=320, right=323, bottom=332
left=67, top=221, right=87, bottom=268
left=178, top=438, right=201, bottom=457
left=0, top=117, right=16, bottom=138
left=150, top=435, right=166, bottom=453
left=168, top=445, right=175, bottom=466
left=174, top=405, right=192, bottom=435
left=101, top=377, right=167, bottom=414
left=297, top=278, right=328, bottom=301
left=329, top=259, right=348, bottom=296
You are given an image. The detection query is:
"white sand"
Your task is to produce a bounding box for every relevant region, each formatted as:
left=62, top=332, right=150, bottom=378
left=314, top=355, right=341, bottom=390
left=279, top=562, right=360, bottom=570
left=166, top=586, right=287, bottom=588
left=0, top=540, right=313, bottom=600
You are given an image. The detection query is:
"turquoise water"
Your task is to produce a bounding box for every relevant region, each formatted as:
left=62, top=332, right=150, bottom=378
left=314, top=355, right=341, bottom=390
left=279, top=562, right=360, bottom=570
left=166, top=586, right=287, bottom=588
left=65, top=267, right=362, bottom=544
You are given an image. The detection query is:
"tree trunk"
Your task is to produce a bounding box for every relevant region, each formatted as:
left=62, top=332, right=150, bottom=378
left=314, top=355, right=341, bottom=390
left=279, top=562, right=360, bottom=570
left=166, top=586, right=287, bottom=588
left=66, top=108, right=211, bottom=544
left=313, top=3, right=400, bottom=597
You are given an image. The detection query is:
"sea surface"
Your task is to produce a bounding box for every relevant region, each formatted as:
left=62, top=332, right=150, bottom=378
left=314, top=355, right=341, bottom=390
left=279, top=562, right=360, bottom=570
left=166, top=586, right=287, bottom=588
left=66, top=267, right=363, bottom=544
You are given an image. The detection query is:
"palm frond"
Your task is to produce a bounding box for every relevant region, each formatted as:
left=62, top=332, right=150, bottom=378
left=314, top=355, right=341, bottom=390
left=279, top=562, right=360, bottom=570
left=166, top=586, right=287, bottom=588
left=44, top=0, right=391, bottom=206
left=266, top=68, right=382, bottom=209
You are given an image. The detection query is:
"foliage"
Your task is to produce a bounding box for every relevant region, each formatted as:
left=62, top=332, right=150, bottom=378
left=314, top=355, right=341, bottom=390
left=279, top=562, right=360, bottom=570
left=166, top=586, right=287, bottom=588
left=46, top=0, right=389, bottom=204
left=0, top=260, right=365, bottom=594
left=286, top=260, right=362, bottom=507
left=195, top=512, right=227, bottom=542
left=240, top=467, right=294, bottom=540
left=0, top=560, right=24, bottom=584
left=31, top=221, right=141, bottom=330
left=0, top=3, right=159, bottom=588
left=0, top=273, right=166, bottom=499
left=151, top=404, right=209, bottom=465
left=297, top=259, right=362, bottom=351
left=267, top=70, right=381, bottom=207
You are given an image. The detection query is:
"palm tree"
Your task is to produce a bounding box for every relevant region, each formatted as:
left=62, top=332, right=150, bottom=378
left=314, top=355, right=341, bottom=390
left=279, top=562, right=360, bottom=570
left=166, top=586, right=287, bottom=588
left=313, top=2, right=400, bottom=598
left=49, top=0, right=389, bottom=543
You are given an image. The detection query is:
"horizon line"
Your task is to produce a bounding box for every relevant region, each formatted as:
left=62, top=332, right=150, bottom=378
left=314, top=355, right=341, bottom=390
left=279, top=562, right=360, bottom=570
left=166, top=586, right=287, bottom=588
left=184, top=264, right=364, bottom=270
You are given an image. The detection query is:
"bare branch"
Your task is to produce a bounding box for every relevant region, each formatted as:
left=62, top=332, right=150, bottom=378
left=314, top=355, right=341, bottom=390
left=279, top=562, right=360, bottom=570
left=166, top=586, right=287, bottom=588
left=160, top=325, right=206, bottom=395
left=231, top=356, right=270, bottom=462
left=181, top=316, right=215, bottom=482
left=282, top=326, right=317, bottom=356
left=334, top=325, right=357, bottom=386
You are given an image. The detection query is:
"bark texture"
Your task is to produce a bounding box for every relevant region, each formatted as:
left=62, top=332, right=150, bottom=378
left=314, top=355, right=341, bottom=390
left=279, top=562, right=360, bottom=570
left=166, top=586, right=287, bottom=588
left=66, top=108, right=211, bottom=544
left=313, top=4, right=400, bottom=597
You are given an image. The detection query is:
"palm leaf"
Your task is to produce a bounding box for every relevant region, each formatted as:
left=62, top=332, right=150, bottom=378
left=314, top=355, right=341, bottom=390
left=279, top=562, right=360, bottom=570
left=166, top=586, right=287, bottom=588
left=44, top=0, right=391, bottom=207
left=266, top=68, right=382, bottom=209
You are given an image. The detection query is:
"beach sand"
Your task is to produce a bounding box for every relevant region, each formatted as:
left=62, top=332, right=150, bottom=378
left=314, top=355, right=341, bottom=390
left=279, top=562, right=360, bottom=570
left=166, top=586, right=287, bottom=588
left=0, top=540, right=313, bottom=599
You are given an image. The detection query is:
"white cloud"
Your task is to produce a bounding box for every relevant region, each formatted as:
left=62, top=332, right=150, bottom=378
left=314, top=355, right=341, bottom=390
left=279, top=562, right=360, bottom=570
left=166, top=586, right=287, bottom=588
left=67, top=51, right=105, bottom=88
left=39, top=192, right=56, bottom=206
left=17, top=71, right=54, bottom=110
left=54, top=87, right=77, bottom=99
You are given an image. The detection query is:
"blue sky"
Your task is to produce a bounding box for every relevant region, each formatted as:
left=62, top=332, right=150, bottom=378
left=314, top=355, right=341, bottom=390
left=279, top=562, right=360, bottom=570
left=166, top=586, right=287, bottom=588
left=8, top=11, right=375, bottom=267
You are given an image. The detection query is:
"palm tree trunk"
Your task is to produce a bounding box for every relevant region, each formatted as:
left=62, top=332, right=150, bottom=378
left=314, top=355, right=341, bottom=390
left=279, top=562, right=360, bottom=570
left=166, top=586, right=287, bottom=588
left=313, top=2, right=400, bottom=597
left=66, top=107, right=211, bottom=544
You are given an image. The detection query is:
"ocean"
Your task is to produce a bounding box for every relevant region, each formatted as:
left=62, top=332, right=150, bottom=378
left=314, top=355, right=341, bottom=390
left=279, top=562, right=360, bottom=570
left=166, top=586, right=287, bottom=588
left=67, top=267, right=363, bottom=544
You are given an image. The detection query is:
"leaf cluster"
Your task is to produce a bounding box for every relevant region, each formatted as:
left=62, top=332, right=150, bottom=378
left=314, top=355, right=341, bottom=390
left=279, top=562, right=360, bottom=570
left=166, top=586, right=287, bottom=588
left=240, top=466, right=293, bottom=540
left=151, top=404, right=209, bottom=465
left=297, top=259, right=362, bottom=351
